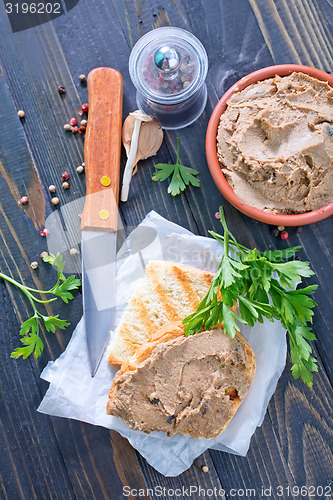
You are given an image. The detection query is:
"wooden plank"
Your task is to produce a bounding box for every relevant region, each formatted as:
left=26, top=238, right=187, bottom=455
left=210, top=352, right=333, bottom=497
left=48, top=419, right=151, bottom=500
left=136, top=449, right=227, bottom=499
left=249, top=0, right=333, bottom=71
left=0, top=55, right=82, bottom=364
left=0, top=280, right=76, bottom=500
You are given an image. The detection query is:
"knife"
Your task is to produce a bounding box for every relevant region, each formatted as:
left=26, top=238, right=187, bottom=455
left=81, top=67, right=123, bottom=376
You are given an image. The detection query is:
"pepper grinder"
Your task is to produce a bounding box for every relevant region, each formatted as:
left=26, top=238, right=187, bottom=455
left=129, top=27, right=208, bottom=129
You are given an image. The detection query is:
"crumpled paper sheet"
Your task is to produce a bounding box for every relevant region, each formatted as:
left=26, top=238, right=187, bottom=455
left=38, top=211, right=287, bottom=477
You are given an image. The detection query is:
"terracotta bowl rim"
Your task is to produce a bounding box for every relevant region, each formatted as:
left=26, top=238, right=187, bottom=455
left=206, top=64, right=333, bottom=226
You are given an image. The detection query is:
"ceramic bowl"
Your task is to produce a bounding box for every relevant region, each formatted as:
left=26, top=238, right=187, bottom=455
left=206, top=64, right=333, bottom=226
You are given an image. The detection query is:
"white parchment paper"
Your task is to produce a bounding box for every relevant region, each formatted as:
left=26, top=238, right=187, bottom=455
left=38, top=211, right=287, bottom=476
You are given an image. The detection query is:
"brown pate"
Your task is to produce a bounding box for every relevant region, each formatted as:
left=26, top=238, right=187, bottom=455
left=107, top=322, right=256, bottom=439
left=217, top=72, right=333, bottom=214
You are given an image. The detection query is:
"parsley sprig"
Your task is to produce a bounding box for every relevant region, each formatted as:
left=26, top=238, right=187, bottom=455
left=0, top=253, right=81, bottom=360
left=152, top=137, right=200, bottom=196
left=183, top=207, right=318, bottom=387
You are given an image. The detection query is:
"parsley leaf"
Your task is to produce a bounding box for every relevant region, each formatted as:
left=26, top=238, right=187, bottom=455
left=52, top=275, right=81, bottom=303
left=152, top=137, right=200, bottom=196
left=183, top=207, right=318, bottom=388
left=0, top=252, right=80, bottom=360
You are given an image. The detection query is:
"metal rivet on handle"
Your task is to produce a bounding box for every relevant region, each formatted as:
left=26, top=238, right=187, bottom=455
left=100, top=176, right=111, bottom=187
left=99, top=209, right=110, bottom=220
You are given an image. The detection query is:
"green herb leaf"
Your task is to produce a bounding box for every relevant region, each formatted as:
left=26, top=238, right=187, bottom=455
left=272, top=260, right=314, bottom=283
left=260, top=246, right=302, bottom=262
left=19, top=316, right=38, bottom=336
left=41, top=315, right=70, bottom=333
left=152, top=137, right=200, bottom=196
left=0, top=253, right=81, bottom=361
left=43, top=252, right=66, bottom=279
left=221, top=303, right=240, bottom=337
left=183, top=206, right=318, bottom=388
left=52, top=275, right=81, bottom=303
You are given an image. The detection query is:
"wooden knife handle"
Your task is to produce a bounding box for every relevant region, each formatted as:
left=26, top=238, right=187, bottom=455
left=81, top=67, right=123, bottom=232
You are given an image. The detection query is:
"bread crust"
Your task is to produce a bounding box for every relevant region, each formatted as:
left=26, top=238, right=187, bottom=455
left=107, top=321, right=256, bottom=438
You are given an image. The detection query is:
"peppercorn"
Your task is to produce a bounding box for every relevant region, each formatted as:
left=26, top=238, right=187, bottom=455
left=81, top=162, right=85, bottom=167
left=77, top=108, right=84, bottom=117
left=77, top=165, right=84, bottom=174
left=58, top=86, right=66, bottom=94
left=48, top=185, right=56, bottom=193
left=79, top=125, right=86, bottom=134
left=64, top=124, right=72, bottom=131
left=61, top=172, right=69, bottom=181
left=31, top=261, right=39, bottom=270
left=296, top=226, right=302, bottom=233
left=277, top=225, right=285, bottom=232
left=80, top=119, right=87, bottom=126
left=280, top=231, right=289, bottom=240
left=40, top=251, right=48, bottom=259
left=81, top=103, right=89, bottom=113
left=40, top=228, right=50, bottom=236
left=62, top=181, right=70, bottom=190
left=20, top=196, right=29, bottom=205
left=79, top=74, right=86, bottom=82
left=51, top=197, right=60, bottom=206
left=202, top=466, right=209, bottom=473
left=17, top=110, right=25, bottom=118
left=69, top=118, right=77, bottom=127
left=271, top=228, right=280, bottom=237
left=214, top=211, right=221, bottom=219
left=72, top=126, right=78, bottom=134
left=69, top=248, right=79, bottom=257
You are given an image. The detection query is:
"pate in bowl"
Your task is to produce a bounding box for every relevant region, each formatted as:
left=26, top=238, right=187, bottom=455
left=206, top=64, right=333, bottom=226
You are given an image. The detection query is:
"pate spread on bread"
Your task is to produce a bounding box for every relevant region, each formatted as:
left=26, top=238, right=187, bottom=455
left=107, top=322, right=256, bottom=439
left=107, top=260, right=215, bottom=366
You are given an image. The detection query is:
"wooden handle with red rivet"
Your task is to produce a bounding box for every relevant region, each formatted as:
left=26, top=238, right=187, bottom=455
left=81, top=67, right=123, bottom=232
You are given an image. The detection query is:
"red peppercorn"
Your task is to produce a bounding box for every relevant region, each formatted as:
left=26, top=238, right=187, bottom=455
left=20, top=196, right=29, bottom=205
left=61, top=171, right=70, bottom=181
left=69, top=118, right=77, bottom=126
left=81, top=103, right=89, bottom=113
left=280, top=231, right=289, bottom=240
left=79, top=125, right=86, bottom=134
left=40, top=228, right=50, bottom=237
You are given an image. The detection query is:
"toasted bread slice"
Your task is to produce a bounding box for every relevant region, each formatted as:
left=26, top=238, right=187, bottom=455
left=107, top=260, right=215, bottom=366
left=107, top=321, right=256, bottom=438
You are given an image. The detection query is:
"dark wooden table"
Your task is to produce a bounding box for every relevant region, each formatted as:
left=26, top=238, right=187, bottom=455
left=0, top=1, right=332, bottom=499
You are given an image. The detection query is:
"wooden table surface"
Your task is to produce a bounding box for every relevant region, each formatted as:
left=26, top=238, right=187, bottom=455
left=0, top=0, right=332, bottom=499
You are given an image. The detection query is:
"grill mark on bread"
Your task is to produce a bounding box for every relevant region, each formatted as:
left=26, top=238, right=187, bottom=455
left=171, top=266, right=201, bottom=309
left=131, top=296, right=159, bottom=335
left=147, top=266, right=178, bottom=320
left=108, top=261, right=217, bottom=366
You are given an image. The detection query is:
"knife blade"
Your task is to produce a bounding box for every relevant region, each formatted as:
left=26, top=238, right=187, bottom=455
left=81, top=67, right=123, bottom=376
